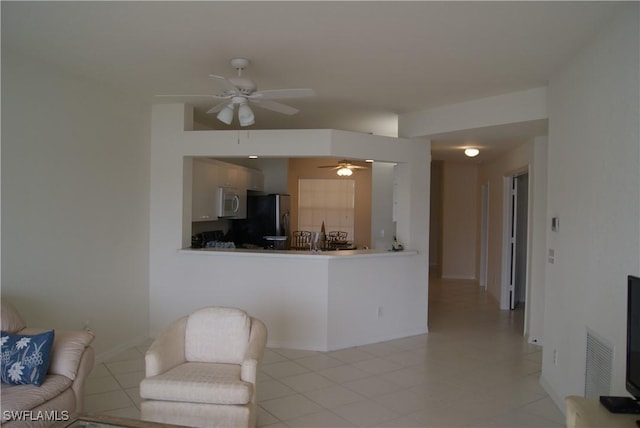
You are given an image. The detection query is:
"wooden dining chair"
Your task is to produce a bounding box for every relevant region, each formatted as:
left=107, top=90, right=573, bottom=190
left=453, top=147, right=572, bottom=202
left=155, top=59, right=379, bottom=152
left=291, top=230, right=312, bottom=250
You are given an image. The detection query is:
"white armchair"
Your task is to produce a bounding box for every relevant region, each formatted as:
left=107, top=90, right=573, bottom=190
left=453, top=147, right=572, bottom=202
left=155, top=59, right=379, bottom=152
left=140, top=307, right=267, bottom=428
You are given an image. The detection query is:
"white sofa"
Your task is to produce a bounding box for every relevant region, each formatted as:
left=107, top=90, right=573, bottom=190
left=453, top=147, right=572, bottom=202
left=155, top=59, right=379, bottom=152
left=140, top=307, right=267, bottom=428
left=1, top=300, right=95, bottom=427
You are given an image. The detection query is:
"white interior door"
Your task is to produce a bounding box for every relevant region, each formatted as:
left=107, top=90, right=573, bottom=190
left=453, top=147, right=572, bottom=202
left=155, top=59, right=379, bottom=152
left=514, top=173, right=529, bottom=308
left=508, top=177, right=518, bottom=310
left=505, top=173, right=529, bottom=311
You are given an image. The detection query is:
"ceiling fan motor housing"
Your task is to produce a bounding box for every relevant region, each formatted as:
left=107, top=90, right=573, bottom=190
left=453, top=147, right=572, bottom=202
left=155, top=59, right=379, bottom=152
left=228, top=77, right=256, bottom=95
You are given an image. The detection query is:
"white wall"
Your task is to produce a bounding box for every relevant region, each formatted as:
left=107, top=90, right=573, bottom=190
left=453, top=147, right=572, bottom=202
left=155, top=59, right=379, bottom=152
left=371, top=162, right=396, bottom=250
left=1, top=50, right=151, bottom=359
left=399, top=87, right=547, bottom=138
left=527, top=137, right=548, bottom=345
left=441, top=162, right=478, bottom=279
left=328, top=254, right=428, bottom=349
left=478, top=143, right=532, bottom=303
left=542, top=5, right=639, bottom=408
left=477, top=138, right=547, bottom=344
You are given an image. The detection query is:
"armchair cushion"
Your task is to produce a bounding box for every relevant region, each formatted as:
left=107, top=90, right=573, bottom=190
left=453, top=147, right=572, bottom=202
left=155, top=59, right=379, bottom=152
left=1, top=330, right=55, bottom=386
left=185, top=307, right=250, bottom=364
left=141, top=362, right=252, bottom=405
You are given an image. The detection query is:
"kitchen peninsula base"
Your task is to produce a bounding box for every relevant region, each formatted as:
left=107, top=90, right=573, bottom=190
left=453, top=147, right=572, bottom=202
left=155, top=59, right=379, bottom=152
left=150, top=249, right=427, bottom=351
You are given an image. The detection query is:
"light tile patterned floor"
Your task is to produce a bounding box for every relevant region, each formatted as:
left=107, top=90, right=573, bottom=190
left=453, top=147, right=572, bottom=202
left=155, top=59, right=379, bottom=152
left=84, top=278, right=565, bottom=427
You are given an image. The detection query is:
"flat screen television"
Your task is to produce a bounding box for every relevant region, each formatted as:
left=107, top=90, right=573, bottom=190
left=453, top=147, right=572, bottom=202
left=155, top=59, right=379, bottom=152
left=600, top=275, right=640, bottom=414
left=627, top=274, right=640, bottom=400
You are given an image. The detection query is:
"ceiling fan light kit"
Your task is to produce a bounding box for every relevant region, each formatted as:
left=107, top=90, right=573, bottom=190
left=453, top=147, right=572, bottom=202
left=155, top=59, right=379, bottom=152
left=216, top=103, right=235, bottom=125
left=337, top=167, right=354, bottom=177
left=318, top=159, right=369, bottom=176
left=159, top=57, right=315, bottom=127
left=237, top=103, right=255, bottom=127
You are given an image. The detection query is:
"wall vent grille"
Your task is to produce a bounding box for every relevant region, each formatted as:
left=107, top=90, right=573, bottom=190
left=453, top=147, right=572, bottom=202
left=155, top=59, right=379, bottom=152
left=584, top=330, right=613, bottom=399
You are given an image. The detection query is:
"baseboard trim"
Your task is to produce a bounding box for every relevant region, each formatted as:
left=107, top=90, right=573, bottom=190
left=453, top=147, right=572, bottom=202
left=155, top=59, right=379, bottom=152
left=267, top=327, right=429, bottom=352
left=540, top=373, right=567, bottom=416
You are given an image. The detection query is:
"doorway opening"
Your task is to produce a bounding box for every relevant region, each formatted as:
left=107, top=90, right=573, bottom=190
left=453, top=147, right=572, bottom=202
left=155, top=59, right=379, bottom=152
left=501, top=171, right=529, bottom=315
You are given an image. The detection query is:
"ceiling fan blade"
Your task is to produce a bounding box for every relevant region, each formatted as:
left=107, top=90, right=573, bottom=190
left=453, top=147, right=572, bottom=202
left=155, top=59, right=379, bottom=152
left=155, top=94, right=217, bottom=98
left=154, top=94, right=233, bottom=101
left=206, top=102, right=229, bottom=114
left=209, top=74, right=240, bottom=96
left=317, top=165, right=341, bottom=169
left=251, top=99, right=299, bottom=115
left=250, top=88, right=316, bottom=100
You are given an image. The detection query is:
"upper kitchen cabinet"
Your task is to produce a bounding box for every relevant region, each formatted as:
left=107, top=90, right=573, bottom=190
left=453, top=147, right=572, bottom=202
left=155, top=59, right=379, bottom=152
left=246, top=168, right=264, bottom=192
left=218, top=163, right=245, bottom=188
left=192, top=158, right=219, bottom=222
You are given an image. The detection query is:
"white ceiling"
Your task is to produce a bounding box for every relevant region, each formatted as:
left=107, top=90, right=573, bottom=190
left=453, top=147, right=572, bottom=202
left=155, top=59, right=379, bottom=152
left=2, top=1, right=625, bottom=162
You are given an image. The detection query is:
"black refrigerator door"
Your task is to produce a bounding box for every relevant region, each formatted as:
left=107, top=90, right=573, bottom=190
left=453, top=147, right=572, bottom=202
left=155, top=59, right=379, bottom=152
left=245, top=194, right=291, bottom=248
left=250, top=195, right=277, bottom=237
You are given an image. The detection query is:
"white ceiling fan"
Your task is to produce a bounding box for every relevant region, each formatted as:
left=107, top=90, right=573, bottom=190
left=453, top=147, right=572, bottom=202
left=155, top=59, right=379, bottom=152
left=318, top=160, right=369, bottom=176
left=159, top=57, right=315, bottom=127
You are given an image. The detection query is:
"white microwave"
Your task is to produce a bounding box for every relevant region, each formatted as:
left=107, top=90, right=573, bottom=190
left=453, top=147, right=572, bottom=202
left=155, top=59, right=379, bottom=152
left=217, top=187, right=242, bottom=218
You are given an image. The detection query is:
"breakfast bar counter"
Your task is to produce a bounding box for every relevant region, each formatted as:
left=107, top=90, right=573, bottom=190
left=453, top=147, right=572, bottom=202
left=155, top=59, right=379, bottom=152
left=149, top=246, right=428, bottom=351
left=179, top=247, right=418, bottom=259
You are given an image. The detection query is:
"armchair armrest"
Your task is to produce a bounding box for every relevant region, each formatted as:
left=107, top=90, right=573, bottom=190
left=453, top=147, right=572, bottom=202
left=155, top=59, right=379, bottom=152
left=241, top=317, right=267, bottom=384
left=21, top=327, right=94, bottom=380
left=145, top=316, right=187, bottom=377
left=72, top=345, right=95, bottom=413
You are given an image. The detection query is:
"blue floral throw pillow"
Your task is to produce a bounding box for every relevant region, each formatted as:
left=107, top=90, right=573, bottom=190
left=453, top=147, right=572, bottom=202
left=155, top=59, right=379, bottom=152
left=1, top=330, right=55, bottom=386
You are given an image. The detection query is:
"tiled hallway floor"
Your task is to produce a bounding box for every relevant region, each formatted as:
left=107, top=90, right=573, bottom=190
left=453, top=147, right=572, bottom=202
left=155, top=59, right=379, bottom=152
left=84, top=278, right=565, bottom=427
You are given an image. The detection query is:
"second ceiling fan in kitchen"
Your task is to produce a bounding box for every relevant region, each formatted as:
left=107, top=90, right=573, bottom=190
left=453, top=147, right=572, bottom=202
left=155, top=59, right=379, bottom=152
left=159, top=57, right=315, bottom=127
left=318, top=160, right=369, bottom=176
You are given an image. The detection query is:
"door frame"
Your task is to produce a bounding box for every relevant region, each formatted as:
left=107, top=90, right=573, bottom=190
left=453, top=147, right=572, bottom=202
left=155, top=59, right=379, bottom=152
left=500, top=166, right=531, bottom=315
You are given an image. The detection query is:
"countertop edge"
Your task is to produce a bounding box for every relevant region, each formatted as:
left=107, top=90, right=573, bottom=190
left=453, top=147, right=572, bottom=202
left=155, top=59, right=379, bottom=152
left=177, top=248, right=418, bottom=259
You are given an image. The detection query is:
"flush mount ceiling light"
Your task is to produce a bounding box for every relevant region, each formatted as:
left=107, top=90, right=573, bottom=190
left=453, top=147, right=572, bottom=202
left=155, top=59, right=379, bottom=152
left=464, top=148, right=480, bottom=158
